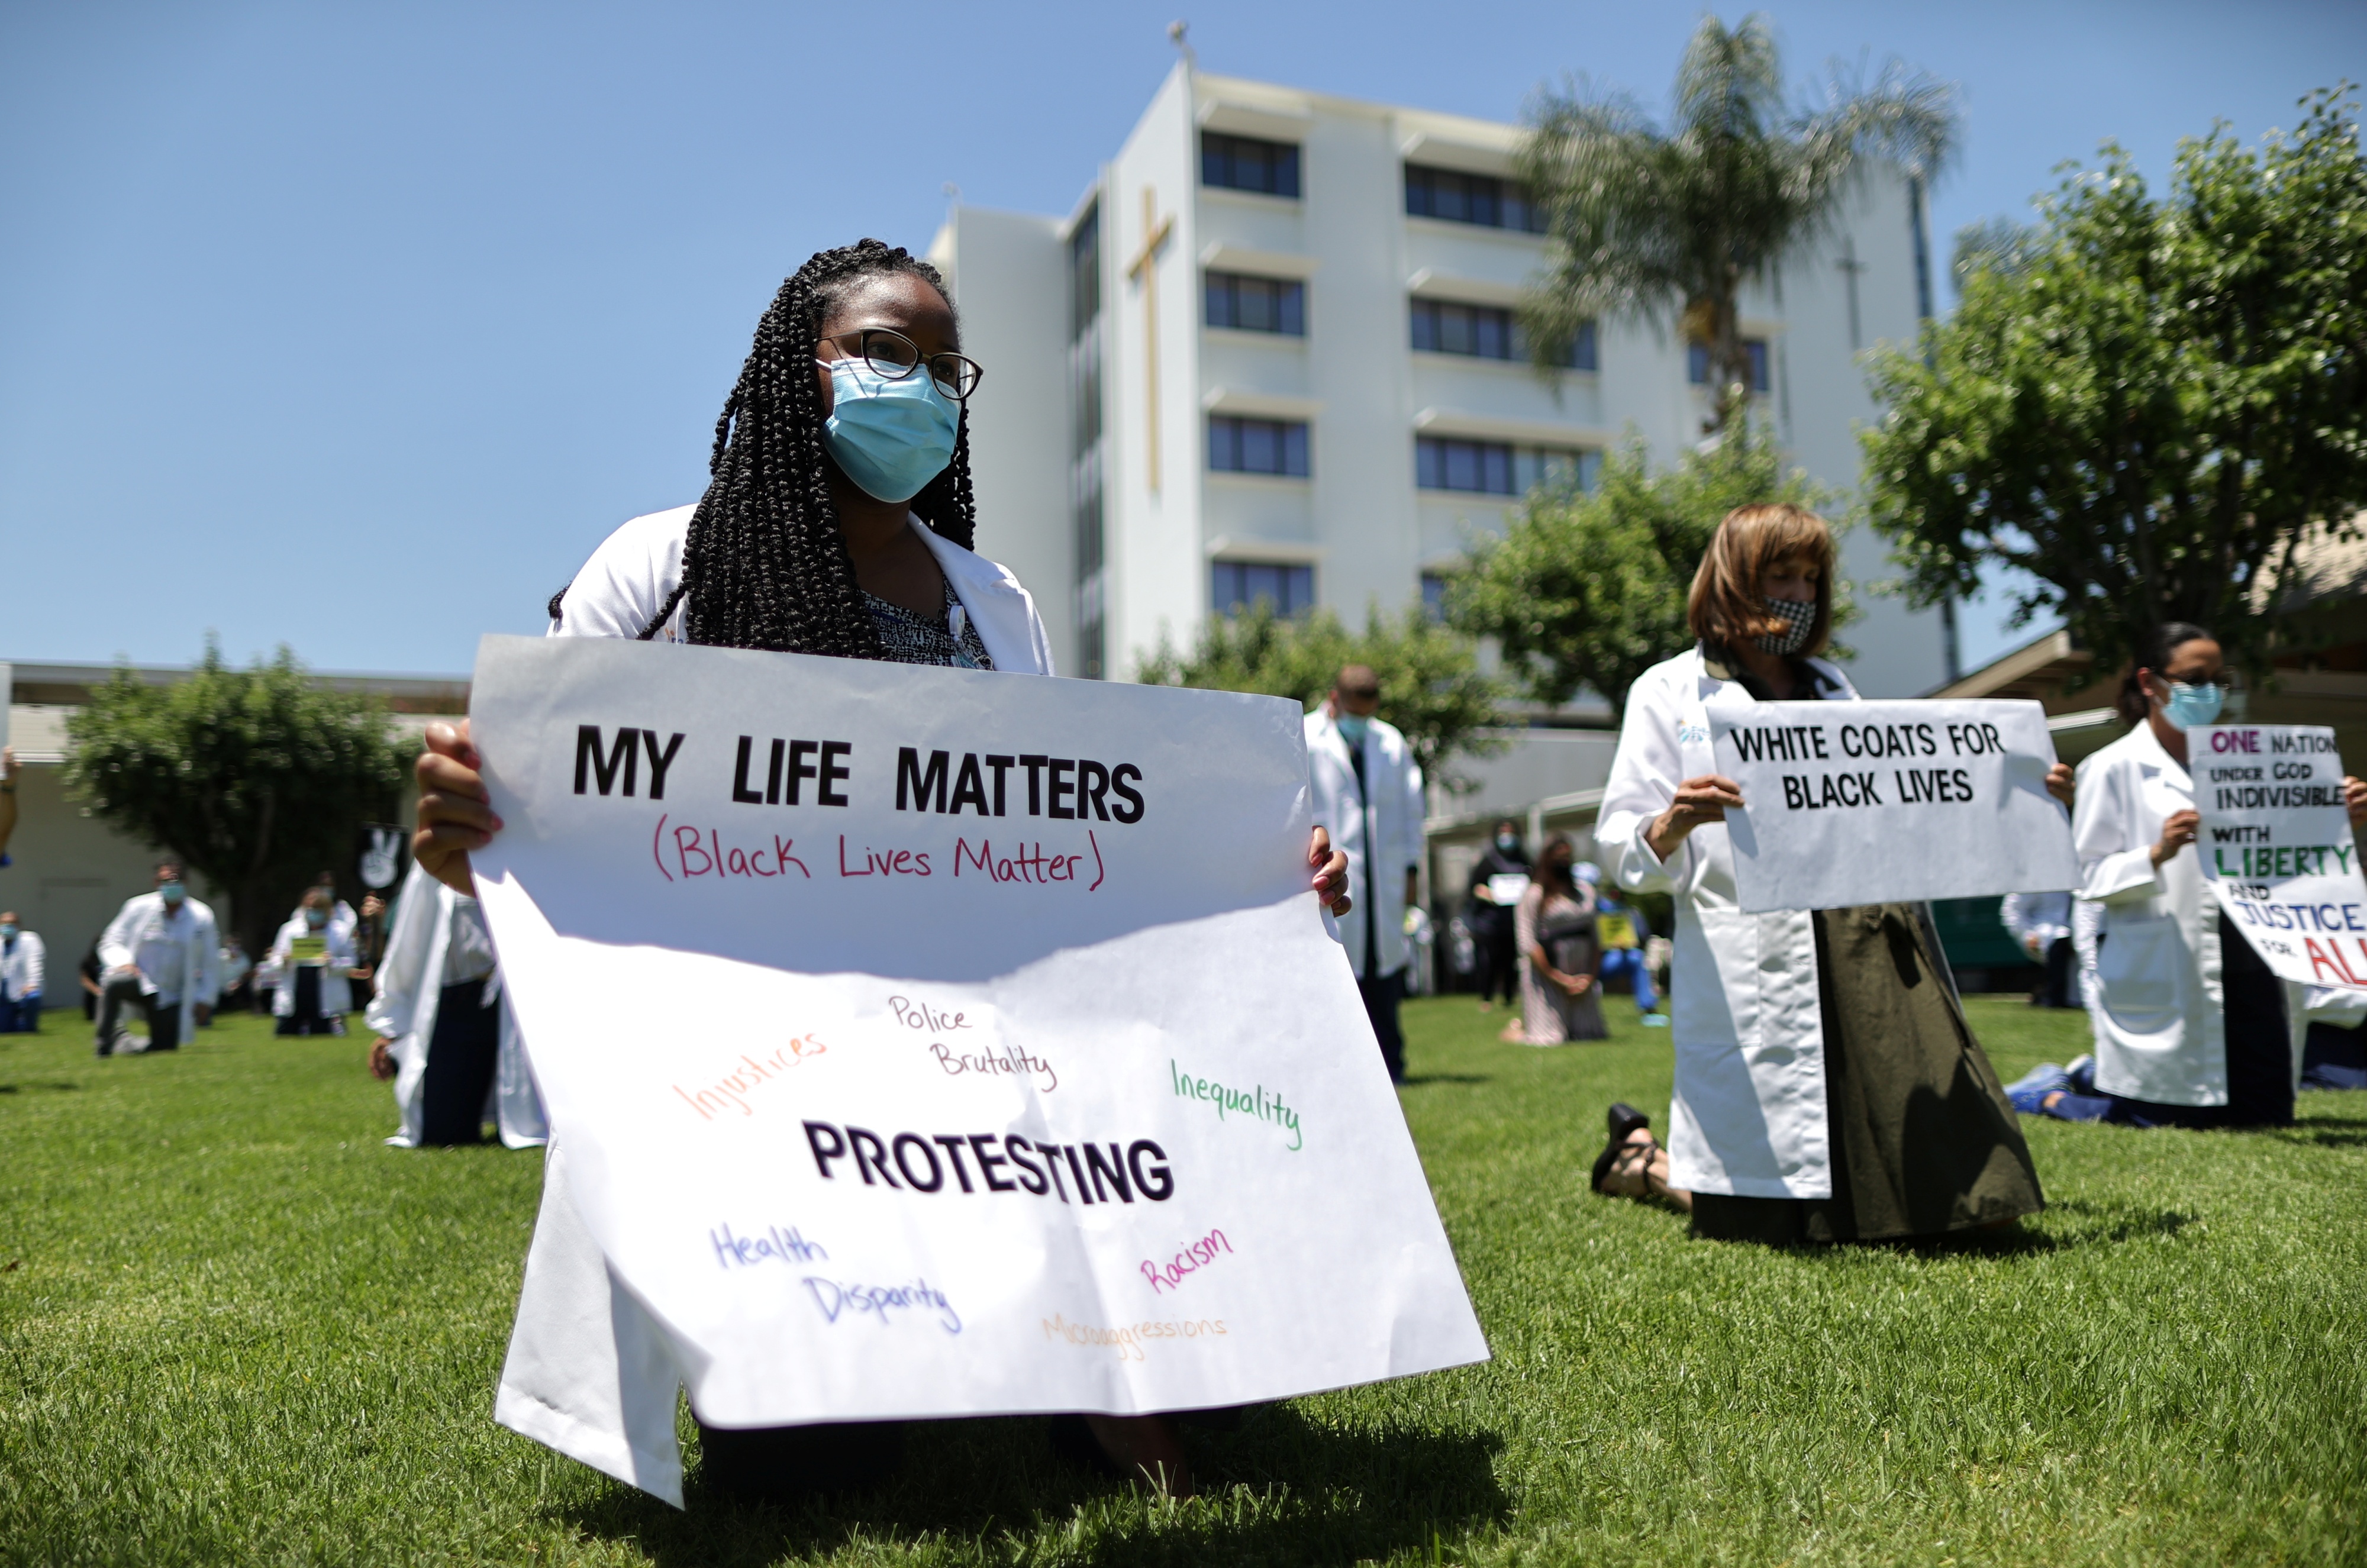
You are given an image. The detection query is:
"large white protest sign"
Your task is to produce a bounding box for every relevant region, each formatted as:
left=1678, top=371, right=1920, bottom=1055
left=1707, top=698, right=2076, bottom=914
left=2192, top=723, right=2367, bottom=986
left=466, top=634, right=1488, bottom=1427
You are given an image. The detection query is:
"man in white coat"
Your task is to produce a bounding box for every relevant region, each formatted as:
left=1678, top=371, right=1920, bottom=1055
left=96, top=859, right=220, bottom=1056
left=1305, top=665, right=1426, bottom=1083
left=0, top=911, right=44, bottom=1033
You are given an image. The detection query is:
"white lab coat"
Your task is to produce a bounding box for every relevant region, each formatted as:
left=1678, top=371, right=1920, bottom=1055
left=2000, top=891, right=2072, bottom=956
left=1, top=930, right=46, bottom=1001
left=2072, top=720, right=2305, bottom=1105
left=1595, top=646, right=1854, bottom=1200
left=266, top=913, right=358, bottom=1018
left=1304, top=709, right=1426, bottom=979
left=365, top=860, right=547, bottom=1150
left=497, top=504, right=1057, bottom=1507
left=98, top=893, right=222, bottom=1040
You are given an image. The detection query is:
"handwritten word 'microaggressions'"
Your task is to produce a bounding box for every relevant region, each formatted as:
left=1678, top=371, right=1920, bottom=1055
left=1040, top=1312, right=1228, bottom=1361
left=1142, top=1228, right=1233, bottom=1293
left=803, top=1121, right=1173, bottom=1205
left=804, top=1276, right=962, bottom=1334
left=1170, top=1060, right=1301, bottom=1149
left=673, top=1035, right=828, bottom=1120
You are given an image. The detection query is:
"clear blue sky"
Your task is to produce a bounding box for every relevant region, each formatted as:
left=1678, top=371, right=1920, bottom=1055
left=4, top=0, right=2360, bottom=677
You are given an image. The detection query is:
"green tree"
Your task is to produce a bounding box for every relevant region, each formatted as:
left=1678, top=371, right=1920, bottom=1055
left=1519, top=12, right=1956, bottom=435
left=1863, top=88, right=2367, bottom=679
left=1447, top=421, right=1841, bottom=719
left=1136, top=601, right=1510, bottom=787
left=65, top=641, right=409, bottom=956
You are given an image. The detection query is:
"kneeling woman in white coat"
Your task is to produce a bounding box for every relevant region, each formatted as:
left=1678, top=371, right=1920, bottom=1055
left=1594, top=504, right=2049, bottom=1245
left=366, top=860, right=546, bottom=1148
left=408, top=241, right=1353, bottom=1509
left=2036, top=622, right=2367, bottom=1127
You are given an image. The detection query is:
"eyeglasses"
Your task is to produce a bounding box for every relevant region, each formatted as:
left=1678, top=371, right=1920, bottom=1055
left=820, top=328, right=984, bottom=401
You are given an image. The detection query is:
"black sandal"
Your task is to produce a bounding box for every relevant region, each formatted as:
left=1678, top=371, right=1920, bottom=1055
left=1591, top=1102, right=1654, bottom=1195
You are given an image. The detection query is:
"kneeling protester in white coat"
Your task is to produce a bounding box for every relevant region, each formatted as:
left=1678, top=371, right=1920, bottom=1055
left=1592, top=504, right=2044, bottom=1245
left=367, top=860, right=546, bottom=1149
left=408, top=241, right=1353, bottom=1510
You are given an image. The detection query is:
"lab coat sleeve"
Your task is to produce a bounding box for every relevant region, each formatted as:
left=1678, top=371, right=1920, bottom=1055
left=1999, top=892, right=2029, bottom=942
left=366, top=870, right=438, bottom=1041
left=549, top=508, right=688, bottom=641
left=20, top=933, right=44, bottom=994
left=98, top=901, right=141, bottom=972
left=194, top=904, right=221, bottom=1004
left=1596, top=671, right=1688, bottom=895
left=2072, top=757, right=2163, bottom=905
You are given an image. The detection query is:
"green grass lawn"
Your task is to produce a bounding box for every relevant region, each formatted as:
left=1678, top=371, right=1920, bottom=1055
left=2, top=995, right=2362, bottom=1566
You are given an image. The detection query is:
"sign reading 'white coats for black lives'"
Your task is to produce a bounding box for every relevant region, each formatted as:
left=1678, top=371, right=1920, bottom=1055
left=1707, top=697, right=2078, bottom=914
left=464, top=634, right=1488, bottom=1430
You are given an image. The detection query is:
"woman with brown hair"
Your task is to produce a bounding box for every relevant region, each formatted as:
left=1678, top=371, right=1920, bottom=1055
left=1514, top=834, right=1608, bottom=1044
left=1589, top=503, right=2058, bottom=1244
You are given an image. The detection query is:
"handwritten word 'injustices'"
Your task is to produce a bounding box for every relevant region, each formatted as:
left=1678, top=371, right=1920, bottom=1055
left=802, top=1121, right=1173, bottom=1206
left=564, top=726, right=1148, bottom=823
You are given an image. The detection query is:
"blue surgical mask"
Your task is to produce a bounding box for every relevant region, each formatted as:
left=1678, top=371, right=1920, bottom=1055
left=1336, top=714, right=1371, bottom=745
left=0, top=924, right=15, bottom=940
left=2160, top=680, right=2224, bottom=733
left=158, top=880, right=185, bottom=906
left=818, top=357, right=959, bottom=504
left=306, top=908, right=327, bottom=930
left=1495, top=833, right=1518, bottom=853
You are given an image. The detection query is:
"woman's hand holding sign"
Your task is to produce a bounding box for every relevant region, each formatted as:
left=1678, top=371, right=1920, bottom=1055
left=2151, top=808, right=2200, bottom=868
left=417, top=719, right=1356, bottom=914
left=1646, top=775, right=1746, bottom=863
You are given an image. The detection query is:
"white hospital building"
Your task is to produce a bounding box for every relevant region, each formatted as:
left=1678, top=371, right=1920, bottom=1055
left=930, top=62, right=1958, bottom=699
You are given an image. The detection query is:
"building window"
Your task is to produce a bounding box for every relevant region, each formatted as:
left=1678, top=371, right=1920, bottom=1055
left=1687, top=338, right=1771, bottom=392
left=1209, top=415, right=1310, bottom=478
left=1409, top=301, right=1592, bottom=369
left=1203, top=133, right=1301, bottom=198
left=1205, top=272, right=1306, bottom=335
left=1421, top=572, right=1451, bottom=622
left=1212, top=560, right=1316, bottom=617
left=1417, top=437, right=1598, bottom=496
left=1404, top=164, right=1547, bottom=233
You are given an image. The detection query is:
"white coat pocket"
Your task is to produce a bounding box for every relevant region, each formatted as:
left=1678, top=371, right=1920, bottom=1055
left=2098, top=915, right=2185, bottom=1028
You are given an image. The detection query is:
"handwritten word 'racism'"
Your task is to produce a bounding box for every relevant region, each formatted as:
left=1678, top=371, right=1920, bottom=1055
left=1142, top=1228, right=1233, bottom=1293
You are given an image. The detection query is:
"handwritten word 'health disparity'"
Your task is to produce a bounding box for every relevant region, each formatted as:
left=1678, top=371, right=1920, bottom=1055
left=1170, top=1060, right=1302, bottom=1150
left=567, top=724, right=1148, bottom=824
left=674, top=1035, right=828, bottom=1120
left=804, top=1276, right=962, bottom=1334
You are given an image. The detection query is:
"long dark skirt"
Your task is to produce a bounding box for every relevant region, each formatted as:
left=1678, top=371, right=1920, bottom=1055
left=1691, top=903, right=2046, bottom=1245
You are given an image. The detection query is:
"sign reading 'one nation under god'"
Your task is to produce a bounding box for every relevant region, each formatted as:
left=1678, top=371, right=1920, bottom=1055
left=465, top=634, right=1488, bottom=1428
left=1708, top=698, right=2078, bottom=914
left=2192, top=723, right=2367, bottom=986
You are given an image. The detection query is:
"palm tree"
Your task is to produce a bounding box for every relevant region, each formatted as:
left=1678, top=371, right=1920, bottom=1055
left=1519, top=14, right=1958, bottom=436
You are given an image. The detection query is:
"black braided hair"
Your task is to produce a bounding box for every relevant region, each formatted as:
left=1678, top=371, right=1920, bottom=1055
left=630, top=238, right=976, bottom=650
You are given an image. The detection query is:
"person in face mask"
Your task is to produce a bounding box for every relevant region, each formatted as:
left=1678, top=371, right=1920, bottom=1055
left=1592, top=504, right=2060, bottom=1244
left=414, top=238, right=1353, bottom=1509
left=2010, top=622, right=2367, bottom=1128
left=266, top=888, right=362, bottom=1036
left=1307, top=665, right=1427, bottom=1082
left=1464, top=821, right=1529, bottom=1013
left=95, top=859, right=220, bottom=1055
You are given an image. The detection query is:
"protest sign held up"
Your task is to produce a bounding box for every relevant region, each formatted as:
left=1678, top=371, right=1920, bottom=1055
left=465, top=634, right=1488, bottom=1430
left=1708, top=698, right=2077, bottom=914
left=2192, top=724, right=2367, bottom=986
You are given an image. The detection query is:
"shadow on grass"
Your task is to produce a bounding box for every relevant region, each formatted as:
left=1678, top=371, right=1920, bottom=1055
left=1731, top=1199, right=2195, bottom=1264
left=0, top=1082, right=83, bottom=1093
left=1399, top=1073, right=1492, bottom=1087
left=558, top=1406, right=1507, bottom=1567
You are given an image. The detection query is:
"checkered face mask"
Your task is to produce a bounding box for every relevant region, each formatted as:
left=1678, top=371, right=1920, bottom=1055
left=1755, top=595, right=1817, bottom=656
